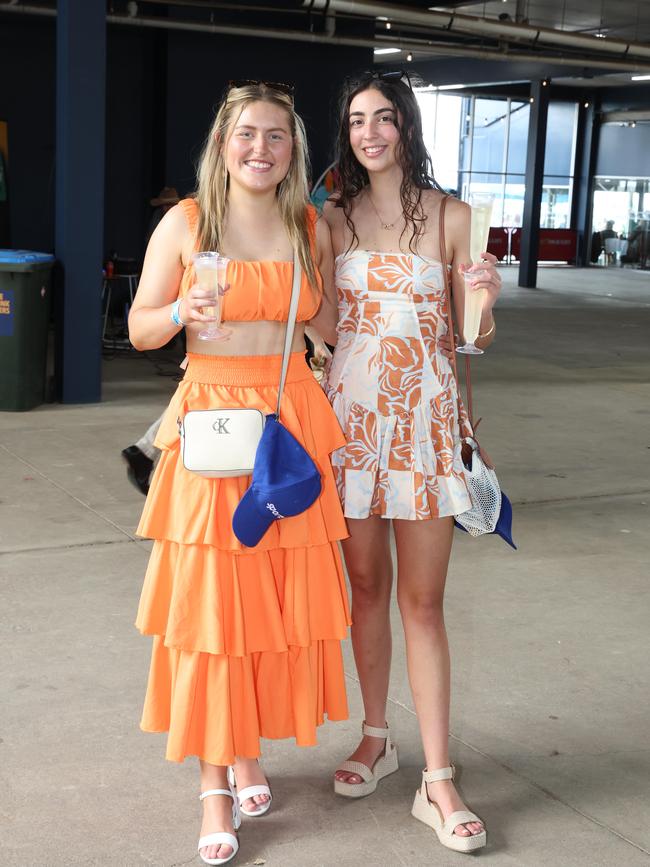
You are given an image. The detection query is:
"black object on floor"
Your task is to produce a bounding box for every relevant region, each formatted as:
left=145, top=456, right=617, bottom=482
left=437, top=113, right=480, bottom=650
left=121, top=445, right=154, bottom=496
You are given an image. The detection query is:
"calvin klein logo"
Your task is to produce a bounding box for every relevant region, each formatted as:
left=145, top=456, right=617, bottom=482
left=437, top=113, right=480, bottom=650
left=212, top=418, right=230, bottom=435
left=266, top=502, right=284, bottom=519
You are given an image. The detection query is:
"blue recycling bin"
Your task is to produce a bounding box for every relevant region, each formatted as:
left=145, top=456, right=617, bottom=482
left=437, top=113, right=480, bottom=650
left=0, top=250, right=56, bottom=411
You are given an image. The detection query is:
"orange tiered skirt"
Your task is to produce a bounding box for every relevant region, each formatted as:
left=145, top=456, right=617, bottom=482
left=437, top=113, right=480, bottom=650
left=135, top=352, right=351, bottom=765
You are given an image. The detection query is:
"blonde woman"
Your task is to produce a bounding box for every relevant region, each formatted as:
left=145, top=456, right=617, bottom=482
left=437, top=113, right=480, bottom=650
left=129, top=82, right=349, bottom=866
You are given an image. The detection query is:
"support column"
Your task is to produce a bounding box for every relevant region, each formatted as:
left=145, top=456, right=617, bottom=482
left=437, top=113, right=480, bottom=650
left=518, top=79, right=549, bottom=288
left=55, top=0, right=106, bottom=403
left=571, top=101, right=599, bottom=267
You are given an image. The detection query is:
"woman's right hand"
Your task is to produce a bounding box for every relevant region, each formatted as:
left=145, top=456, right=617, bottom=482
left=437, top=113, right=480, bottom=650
left=180, top=284, right=220, bottom=324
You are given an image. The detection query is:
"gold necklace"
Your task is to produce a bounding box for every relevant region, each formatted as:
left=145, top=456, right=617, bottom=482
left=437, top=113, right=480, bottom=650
left=367, top=192, right=401, bottom=231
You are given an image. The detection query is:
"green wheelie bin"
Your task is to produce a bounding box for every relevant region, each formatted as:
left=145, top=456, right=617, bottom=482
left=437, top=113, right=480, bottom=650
left=0, top=250, right=56, bottom=411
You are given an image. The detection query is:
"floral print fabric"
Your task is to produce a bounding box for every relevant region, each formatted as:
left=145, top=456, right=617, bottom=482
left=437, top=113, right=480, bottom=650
left=326, top=251, right=472, bottom=521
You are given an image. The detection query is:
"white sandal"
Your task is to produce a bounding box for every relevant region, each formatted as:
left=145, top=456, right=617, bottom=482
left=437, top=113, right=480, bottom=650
left=197, top=786, right=241, bottom=865
left=411, top=766, right=487, bottom=853
left=227, top=764, right=273, bottom=817
left=333, top=722, right=399, bottom=798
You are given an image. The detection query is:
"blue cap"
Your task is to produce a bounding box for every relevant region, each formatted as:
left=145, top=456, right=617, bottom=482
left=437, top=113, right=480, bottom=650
left=454, top=491, right=516, bottom=549
left=233, top=416, right=322, bottom=547
left=494, top=492, right=516, bottom=549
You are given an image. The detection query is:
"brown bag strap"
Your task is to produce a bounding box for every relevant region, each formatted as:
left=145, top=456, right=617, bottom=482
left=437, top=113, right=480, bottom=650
left=438, top=195, right=475, bottom=429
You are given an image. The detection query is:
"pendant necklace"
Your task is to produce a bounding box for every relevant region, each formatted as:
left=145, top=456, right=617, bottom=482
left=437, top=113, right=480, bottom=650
left=368, top=192, right=401, bottom=231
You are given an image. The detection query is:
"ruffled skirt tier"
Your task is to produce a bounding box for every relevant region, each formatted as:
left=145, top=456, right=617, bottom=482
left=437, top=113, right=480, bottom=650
left=326, top=385, right=472, bottom=522
left=136, top=352, right=350, bottom=765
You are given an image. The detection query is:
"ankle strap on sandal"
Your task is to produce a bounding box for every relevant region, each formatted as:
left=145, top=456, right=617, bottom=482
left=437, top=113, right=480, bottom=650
left=199, top=788, right=234, bottom=801
left=362, top=722, right=390, bottom=738
left=422, top=766, right=454, bottom=783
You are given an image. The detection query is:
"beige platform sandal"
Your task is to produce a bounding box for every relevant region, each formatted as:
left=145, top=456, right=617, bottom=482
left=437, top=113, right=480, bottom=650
left=411, top=766, right=487, bottom=853
left=333, top=722, right=399, bottom=798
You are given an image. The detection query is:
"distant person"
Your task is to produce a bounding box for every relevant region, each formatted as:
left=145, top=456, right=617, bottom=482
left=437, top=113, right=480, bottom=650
left=621, top=224, right=643, bottom=266
left=121, top=415, right=163, bottom=495
left=146, top=186, right=180, bottom=244
left=601, top=220, right=618, bottom=264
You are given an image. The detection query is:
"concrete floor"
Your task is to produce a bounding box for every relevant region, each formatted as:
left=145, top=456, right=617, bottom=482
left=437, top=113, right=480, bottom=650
left=1, top=264, right=649, bottom=866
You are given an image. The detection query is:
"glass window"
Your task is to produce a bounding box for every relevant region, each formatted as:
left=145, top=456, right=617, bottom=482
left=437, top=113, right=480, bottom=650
left=506, top=102, right=530, bottom=175
left=418, top=92, right=462, bottom=192
left=541, top=177, right=572, bottom=228
left=592, top=177, right=650, bottom=238
left=503, top=176, right=526, bottom=227
left=471, top=98, right=507, bottom=174
left=417, top=92, right=579, bottom=231
left=544, top=103, right=577, bottom=177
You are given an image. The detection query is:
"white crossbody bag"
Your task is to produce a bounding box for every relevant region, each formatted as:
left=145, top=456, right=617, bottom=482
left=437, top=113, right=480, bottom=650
left=178, top=252, right=302, bottom=478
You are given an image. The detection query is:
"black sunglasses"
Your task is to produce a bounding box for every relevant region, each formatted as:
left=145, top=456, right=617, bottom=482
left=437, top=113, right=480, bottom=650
left=227, top=79, right=295, bottom=100
left=357, top=69, right=414, bottom=92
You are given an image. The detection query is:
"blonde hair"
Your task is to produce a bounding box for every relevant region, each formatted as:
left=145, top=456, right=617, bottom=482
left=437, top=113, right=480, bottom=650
left=195, top=83, right=318, bottom=290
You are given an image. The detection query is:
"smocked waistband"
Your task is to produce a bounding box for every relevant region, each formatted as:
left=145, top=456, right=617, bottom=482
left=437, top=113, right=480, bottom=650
left=183, top=352, right=314, bottom=386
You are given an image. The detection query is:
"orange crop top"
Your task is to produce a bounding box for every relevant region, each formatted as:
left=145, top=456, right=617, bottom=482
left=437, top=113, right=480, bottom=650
left=177, top=198, right=321, bottom=322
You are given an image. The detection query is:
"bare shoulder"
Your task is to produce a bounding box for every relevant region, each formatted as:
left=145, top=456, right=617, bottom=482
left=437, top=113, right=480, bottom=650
left=439, top=195, right=470, bottom=246
left=315, top=211, right=333, bottom=247
left=154, top=202, right=193, bottom=242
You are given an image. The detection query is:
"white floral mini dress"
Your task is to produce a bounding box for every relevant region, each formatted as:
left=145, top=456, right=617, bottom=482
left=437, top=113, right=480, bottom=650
left=326, top=250, right=472, bottom=521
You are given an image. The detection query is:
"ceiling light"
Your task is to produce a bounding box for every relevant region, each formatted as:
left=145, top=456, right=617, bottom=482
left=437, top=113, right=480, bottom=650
left=595, top=32, right=606, bottom=38
left=438, top=83, right=466, bottom=90
left=374, top=47, right=401, bottom=55
left=584, top=101, right=590, bottom=108
left=631, top=74, right=650, bottom=80
left=530, top=97, right=535, bottom=103
left=406, top=52, right=413, bottom=62
left=376, top=15, right=388, bottom=20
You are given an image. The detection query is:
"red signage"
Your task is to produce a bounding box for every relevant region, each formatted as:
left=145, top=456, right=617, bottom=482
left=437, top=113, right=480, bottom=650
left=510, top=228, right=577, bottom=263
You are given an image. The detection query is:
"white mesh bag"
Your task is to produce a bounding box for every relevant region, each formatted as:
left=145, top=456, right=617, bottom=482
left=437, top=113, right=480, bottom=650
left=455, top=437, right=502, bottom=536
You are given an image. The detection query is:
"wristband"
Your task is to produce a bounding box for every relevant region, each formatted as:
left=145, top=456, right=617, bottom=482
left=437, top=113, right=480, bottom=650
left=170, top=298, right=185, bottom=327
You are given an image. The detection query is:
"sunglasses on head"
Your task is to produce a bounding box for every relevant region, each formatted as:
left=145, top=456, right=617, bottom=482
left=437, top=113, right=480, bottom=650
left=357, top=69, right=414, bottom=92
left=227, top=79, right=295, bottom=100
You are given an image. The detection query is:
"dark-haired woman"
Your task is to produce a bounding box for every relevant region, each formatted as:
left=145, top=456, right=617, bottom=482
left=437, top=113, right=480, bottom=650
left=322, top=75, right=501, bottom=853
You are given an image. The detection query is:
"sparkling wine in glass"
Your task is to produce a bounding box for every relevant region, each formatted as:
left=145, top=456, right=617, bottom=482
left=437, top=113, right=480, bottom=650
left=457, top=195, right=494, bottom=355
left=193, top=252, right=231, bottom=342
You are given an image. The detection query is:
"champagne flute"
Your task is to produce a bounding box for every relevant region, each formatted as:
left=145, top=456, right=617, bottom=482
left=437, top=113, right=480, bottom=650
left=193, top=252, right=231, bottom=341
left=457, top=194, right=494, bottom=355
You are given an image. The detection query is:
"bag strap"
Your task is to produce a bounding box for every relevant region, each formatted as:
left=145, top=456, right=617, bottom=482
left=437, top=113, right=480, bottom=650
left=275, top=250, right=302, bottom=418
left=438, top=195, right=475, bottom=429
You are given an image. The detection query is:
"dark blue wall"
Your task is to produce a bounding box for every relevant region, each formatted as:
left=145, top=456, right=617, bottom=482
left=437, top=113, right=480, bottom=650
left=0, top=16, right=56, bottom=253
left=0, top=15, right=367, bottom=262
left=596, top=124, right=650, bottom=177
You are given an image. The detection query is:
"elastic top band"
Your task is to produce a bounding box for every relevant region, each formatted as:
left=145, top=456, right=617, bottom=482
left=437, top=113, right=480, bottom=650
left=183, top=352, right=314, bottom=386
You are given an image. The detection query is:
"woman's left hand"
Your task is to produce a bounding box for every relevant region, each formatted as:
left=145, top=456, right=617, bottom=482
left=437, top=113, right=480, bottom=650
left=438, top=333, right=456, bottom=360
left=460, top=252, right=502, bottom=310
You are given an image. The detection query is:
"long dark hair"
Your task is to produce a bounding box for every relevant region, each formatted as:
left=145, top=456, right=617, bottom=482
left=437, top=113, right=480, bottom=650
left=334, top=72, right=444, bottom=253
